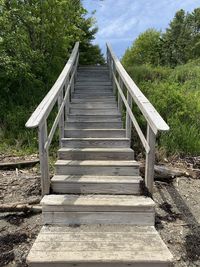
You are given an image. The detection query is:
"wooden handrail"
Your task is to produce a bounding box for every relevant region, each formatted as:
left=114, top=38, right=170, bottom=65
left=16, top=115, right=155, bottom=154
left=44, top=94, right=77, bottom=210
left=25, top=42, right=79, bottom=196
left=106, top=43, right=169, bottom=135
left=26, top=42, right=79, bottom=128
left=106, top=43, right=169, bottom=194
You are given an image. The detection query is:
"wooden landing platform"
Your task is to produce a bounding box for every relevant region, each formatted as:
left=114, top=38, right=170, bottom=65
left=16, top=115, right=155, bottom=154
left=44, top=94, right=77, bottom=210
left=27, top=225, right=173, bottom=267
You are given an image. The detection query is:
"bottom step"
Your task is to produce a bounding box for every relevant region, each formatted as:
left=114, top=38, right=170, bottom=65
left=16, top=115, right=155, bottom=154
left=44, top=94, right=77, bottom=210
left=27, top=225, right=173, bottom=267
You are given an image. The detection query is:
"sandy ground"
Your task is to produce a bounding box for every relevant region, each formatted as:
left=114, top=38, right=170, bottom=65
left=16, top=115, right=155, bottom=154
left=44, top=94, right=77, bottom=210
left=0, top=161, right=200, bottom=267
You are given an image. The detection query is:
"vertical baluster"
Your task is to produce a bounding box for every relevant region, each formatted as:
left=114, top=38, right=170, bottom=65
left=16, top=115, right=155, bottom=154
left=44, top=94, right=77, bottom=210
left=118, top=77, right=123, bottom=115
left=107, top=49, right=112, bottom=79
left=126, top=91, right=132, bottom=143
left=74, top=53, right=79, bottom=82
left=145, top=125, right=156, bottom=195
left=38, top=121, right=50, bottom=196
left=58, top=87, right=64, bottom=146
left=112, top=63, right=116, bottom=95
left=65, top=76, right=70, bottom=119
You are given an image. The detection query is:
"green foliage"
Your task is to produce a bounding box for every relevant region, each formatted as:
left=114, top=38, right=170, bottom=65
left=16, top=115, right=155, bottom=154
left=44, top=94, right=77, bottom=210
left=0, top=0, right=104, bottom=153
left=123, top=62, right=200, bottom=155
left=122, top=29, right=161, bottom=66
left=121, top=7, right=200, bottom=156
left=124, top=8, right=200, bottom=67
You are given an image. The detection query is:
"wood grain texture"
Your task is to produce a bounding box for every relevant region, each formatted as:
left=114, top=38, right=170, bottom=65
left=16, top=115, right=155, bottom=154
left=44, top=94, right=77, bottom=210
left=58, top=147, right=134, bottom=160
left=65, top=121, right=123, bottom=129
left=51, top=175, right=141, bottom=194
left=27, top=225, right=173, bottom=267
left=64, top=129, right=126, bottom=138
left=61, top=138, right=130, bottom=148
left=55, top=160, right=140, bottom=176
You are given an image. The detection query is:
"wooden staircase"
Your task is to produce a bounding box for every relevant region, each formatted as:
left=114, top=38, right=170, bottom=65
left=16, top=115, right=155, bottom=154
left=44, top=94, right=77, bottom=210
left=26, top=44, right=173, bottom=266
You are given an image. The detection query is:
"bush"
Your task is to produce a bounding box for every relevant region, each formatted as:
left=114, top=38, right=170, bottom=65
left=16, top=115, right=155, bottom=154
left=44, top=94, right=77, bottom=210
left=122, top=61, right=200, bottom=156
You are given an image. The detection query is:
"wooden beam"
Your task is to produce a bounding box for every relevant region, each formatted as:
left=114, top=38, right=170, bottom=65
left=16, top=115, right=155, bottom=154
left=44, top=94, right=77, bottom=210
left=126, top=91, right=132, bottom=141
left=145, top=125, right=156, bottom=195
left=38, top=121, right=50, bottom=196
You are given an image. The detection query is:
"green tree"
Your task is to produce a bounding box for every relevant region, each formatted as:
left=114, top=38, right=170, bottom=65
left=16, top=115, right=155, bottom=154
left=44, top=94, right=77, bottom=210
left=161, top=9, right=191, bottom=66
left=0, top=0, right=104, bottom=150
left=122, top=29, right=161, bottom=66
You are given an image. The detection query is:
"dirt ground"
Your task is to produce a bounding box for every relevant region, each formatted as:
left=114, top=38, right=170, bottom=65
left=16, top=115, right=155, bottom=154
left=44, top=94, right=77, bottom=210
left=0, top=156, right=200, bottom=267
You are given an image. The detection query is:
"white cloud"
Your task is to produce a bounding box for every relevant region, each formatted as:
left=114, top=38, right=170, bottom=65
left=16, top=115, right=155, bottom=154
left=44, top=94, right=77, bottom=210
left=84, top=0, right=200, bottom=57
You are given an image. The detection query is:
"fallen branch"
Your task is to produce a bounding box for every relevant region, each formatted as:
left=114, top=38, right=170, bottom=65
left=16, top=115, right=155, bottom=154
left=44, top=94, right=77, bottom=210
left=0, top=198, right=42, bottom=213
left=0, top=159, right=40, bottom=170
left=0, top=204, right=42, bottom=213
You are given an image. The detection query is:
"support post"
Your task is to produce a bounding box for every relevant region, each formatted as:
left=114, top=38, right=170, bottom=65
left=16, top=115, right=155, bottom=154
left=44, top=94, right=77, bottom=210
left=65, top=76, right=70, bottom=119
left=71, top=72, right=75, bottom=94
left=126, top=91, right=132, bottom=142
left=74, top=53, right=79, bottom=81
left=107, top=49, right=112, bottom=79
left=118, top=77, right=123, bottom=115
left=38, top=121, right=50, bottom=196
left=145, top=125, right=156, bottom=195
left=112, top=63, right=116, bottom=95
left=58, top=87, right=64, bottom=146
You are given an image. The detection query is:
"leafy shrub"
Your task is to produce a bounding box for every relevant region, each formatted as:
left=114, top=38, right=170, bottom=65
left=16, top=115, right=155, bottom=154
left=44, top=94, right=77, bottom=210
left=122, top=61, right=200, bottom=156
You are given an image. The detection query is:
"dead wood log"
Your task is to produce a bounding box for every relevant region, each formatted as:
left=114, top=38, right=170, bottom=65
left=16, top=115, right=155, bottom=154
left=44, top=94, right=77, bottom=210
left=140, top=164, right=189, bottom=181
left=0, top=159, right=40, bottom=170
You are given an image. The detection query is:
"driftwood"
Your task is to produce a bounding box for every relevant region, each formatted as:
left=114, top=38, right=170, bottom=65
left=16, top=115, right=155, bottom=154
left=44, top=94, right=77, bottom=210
left=0, top=198, right=42, bottom=213
left=140, top=164, right=189, bottom=181
left=0, top=159, right=40, bottom=170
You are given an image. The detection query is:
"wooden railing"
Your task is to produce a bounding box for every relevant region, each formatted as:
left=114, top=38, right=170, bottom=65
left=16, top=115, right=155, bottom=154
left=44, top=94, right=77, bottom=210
left=26, top=42, right=79, bottom=196
left=106, top=43, right=169, bottom=195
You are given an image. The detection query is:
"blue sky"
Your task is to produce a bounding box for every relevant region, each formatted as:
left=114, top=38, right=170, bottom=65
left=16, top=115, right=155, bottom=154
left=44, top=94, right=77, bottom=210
left=83, top=0, right=200, bottom=58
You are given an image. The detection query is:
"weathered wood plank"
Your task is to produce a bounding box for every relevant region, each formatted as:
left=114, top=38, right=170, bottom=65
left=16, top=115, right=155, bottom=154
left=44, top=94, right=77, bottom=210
left=64, top=129, right=126, bottom=138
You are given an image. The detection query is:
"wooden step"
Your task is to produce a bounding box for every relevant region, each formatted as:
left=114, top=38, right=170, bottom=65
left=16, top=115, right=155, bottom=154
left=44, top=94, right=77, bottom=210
left=61, top=138, right=130, bottom=148
left=74, top=89, right=113, bottom=94
left=78, top=65, right=108, bottom=70
left=75, top=85, right=113, bottom=93
left=71, top=99, right=116, bottom=103
left=67, top=115, right=121, bottom=122
left=75, top=81, right=112, bottom=86
left=58, top=148, right=134, bottom=160
left=73, top=91, right=113, bottom=96
left=65, top=129, right=126, bottom=138
left=73, top=94, right=114, bottom=99
left=72, top=95, right=115, bottom=100
left=70, top=109, right=120, bottom=115
left=65, top=121, right=122, bottom=129
left=55, top=160, right=139, bottom=176
left=70, top=103, right=117, bottom=109
left=27, top=225, right=173, bottom=267
left=41, top=194, right=155, bottom=225
left=51, top=175, right=142, bottom=194
left=76, top=78, right=110, bottom=82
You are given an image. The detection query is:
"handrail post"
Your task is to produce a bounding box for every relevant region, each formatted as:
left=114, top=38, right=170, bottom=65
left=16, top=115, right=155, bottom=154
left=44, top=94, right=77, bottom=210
left=38, top=121, right=50, bottom=196
left=126, top=91, right=132, bottom=142
left=118, top=77, right=123, bottom=114
left=145, top=125, right=156, bottom=195
left=107, top=48, right=112, bottom=79
left=58, top=87, right=64, bottom=146
left=112, top=63, right=116, bottom=95
left=71, top=72, right=75, bottom=93
left=74, top=52, right=79, bottom=81
left=65, top=76, right=70, bottom=118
